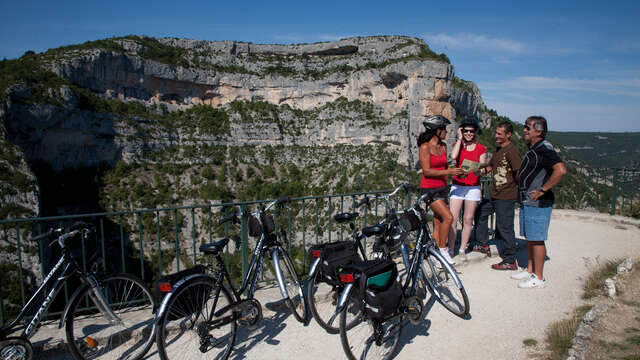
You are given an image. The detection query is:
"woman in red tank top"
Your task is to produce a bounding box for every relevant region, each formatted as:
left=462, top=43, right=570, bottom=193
left=448, top=118, right=487, bottom=261
left=418, top=115, right=464, bottom=265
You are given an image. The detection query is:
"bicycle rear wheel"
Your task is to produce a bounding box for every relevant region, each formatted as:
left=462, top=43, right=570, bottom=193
left=339, top=294, right=402, bottom=360
left=307, top=271, right=362, bottom=333
left=421, top=250, right=469, bottom=317
left=156, top=276, right=236, bottom=360
left=275, top=247, right=307, bottom=322
left=65, top=274, right=155, bottom=360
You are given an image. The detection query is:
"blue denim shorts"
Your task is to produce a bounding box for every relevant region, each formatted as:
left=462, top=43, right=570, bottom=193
left=519, top=205, right=552, bottom=241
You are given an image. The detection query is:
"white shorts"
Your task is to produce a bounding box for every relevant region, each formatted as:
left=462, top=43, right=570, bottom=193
left=449, top=185, right=482, bottom=201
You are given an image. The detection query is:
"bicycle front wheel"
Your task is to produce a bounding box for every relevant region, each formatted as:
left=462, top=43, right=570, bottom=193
left=65, top=274, right=155, bottom=360
left=275, top=247, right=307, bottom=322
left=421, top=250, right=469, bottom=317
left=156, top=277, right=236, bottom=360
left=339, top=294, right=402, bottom=360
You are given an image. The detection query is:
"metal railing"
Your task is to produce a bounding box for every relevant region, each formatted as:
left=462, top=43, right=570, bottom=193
left=2, top=166, right=638, bottom=326
left=0, top=188, right=422, bottom=326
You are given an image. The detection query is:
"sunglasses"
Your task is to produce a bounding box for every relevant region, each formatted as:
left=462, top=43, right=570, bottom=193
left=462, top=129, right=476, bottom=134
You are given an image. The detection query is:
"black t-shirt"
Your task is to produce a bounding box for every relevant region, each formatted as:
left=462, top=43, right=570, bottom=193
left=518, top=140, right=562, bottom=207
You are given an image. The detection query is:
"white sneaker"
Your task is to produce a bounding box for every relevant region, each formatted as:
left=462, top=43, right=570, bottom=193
left=440, top=249, right=456, bottom=265
left=518, top=273, right=547, bottom=289
left=511, top=270, right=532, bottom=280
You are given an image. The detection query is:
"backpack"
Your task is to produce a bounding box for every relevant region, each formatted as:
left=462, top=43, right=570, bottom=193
left=350, top=259, right=402, bottom=320
left=308, top=241, right=361, bottom=285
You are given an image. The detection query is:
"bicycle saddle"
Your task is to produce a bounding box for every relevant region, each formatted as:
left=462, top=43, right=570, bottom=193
left=334, top=212, right=359, bottom=223
left=199, top=238, right=230, bottom=255
left=361, top=224, right=386, bottom=237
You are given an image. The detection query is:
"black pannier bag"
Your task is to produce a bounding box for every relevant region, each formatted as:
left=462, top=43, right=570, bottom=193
left=308, top=241, right=361, bottom=285
left=248, top=213, right=276, bottom=237
left=353, top=259, right=402, bottom=320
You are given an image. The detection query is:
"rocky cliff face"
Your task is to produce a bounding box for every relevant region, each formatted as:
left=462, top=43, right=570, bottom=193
left=0, top=35, right=490, bottom=277
left=7, top=35, right=484, bottom=172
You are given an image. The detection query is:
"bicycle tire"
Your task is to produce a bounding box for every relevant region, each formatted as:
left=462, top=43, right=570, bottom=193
left=339, top=293, right=402, bottom=360
left=421, top=250, right=469, bottom=317
left=65, top=274, right=155, bottom=360
left=275, top=247, right=307, bottom=323
left=307, top=270, right=363, bottom=334
left=156, top=276, right=236, bottom=360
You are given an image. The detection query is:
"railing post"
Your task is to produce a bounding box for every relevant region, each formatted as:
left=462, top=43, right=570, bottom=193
left=174, top=209, right=180, bottom=272
left=191, top=208, right=196, bottom=266
left=119, top=214, right=125, bottom=273
left=138, top=213, right=144, bottom=280
left=302, top=199, right=306, bottom=274
left=611, top=169, right=618, bottom=215
left=16, top=225, right=25, bottom=307
left=240, top=204, right=249, bottom=281
left=315, top=198, right=319, bottom=245
left=156, top=210, right=162, bottom=276
left=328, top=196, right=332, bottom=242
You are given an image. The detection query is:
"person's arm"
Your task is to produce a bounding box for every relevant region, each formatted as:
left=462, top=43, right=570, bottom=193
left=473, top=151, right=488, bottom=176
left=450, top=127, right=463, bottom=161
left=529, top=162, right=567, bottom=201
left=419, top=143, right=464, bottom=177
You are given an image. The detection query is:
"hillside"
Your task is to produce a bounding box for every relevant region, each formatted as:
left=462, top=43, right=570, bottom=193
left=547, top=131, right=640, bottom=169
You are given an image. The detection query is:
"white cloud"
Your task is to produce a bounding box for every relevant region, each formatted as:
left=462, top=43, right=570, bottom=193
left=480, top=77, right=640, bottom=97
left=422, top=33, right=525, bottom=54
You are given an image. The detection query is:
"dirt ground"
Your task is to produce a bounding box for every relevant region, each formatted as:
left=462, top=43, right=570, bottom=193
left=584, top=268, right=640, bottom=360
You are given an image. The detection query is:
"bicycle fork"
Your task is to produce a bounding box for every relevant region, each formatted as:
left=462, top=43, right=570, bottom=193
left=329, top=283, right=355, bottom=327
left=271, top=248, right=291, bottom=300
left=86, top=275, right=123, bottom=326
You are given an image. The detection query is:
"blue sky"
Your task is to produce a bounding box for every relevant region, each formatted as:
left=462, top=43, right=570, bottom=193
left=2, top=0, right=639, bottom=132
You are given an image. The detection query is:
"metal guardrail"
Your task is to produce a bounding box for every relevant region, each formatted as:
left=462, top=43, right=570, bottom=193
left=1, top=166, right=638, bottom=326
left=0, top=188, right=423, bottom=326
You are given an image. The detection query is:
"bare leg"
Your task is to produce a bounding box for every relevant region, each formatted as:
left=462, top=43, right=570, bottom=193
left=430, top=200, right=454, bottom=249
left=460, top=199, right=478, bottom=252
left=448, top=198, right=463, bottom=253
left=525, top=241, right=533, bottom=273
left=530, top=241, right=546, bottom=279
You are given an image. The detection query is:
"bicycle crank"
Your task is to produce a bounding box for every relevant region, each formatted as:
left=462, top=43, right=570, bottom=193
left=0, top=337, right=33, bottom=360
left=404, top=296, right=424, bottom=325
left=236, top=299, right=263, bottom=329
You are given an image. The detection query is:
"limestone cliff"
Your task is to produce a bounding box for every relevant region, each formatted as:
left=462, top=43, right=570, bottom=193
left=0, top=35, right=491, bottom=276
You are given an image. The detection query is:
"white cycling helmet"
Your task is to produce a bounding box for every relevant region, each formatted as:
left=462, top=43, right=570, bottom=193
left=422, top=115, right=451, bottom=130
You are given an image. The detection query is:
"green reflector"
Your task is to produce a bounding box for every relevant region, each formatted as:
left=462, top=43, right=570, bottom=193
left=366, top=270, right=392, bottom=287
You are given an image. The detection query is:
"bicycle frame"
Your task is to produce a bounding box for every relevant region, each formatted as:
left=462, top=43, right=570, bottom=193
left=0, top=255, right=76, bottom=340
left=0, top=231, right=123, bottom=341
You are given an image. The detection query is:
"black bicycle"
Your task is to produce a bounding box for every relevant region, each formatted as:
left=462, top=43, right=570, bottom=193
left=0, top=223, right=156, bottom=360
left=154, top=197, right=307, bottom=360
left=306, top=200, right=370, bottom=334
left=335, top=186, right=469, bottom=360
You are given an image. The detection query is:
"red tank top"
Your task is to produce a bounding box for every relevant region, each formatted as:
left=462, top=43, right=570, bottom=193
left=420, top=152, right=447, bottom=189
left=453, top=143, right=486, bottom=186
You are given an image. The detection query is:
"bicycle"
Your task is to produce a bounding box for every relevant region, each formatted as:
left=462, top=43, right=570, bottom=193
left=0, top=223, right=156, bottom=360
left=154, top=197, right=307, bottom=360
left=335, top=185, right=469, bottom=360
left=360, top=184, right=470, bottom=317
left=306, top=200, right=370, bottom=334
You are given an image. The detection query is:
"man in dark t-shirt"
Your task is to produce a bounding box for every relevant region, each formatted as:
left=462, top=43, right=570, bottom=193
left=511, top=116, right=566, bottom=289
left=473, top=121, right=522, bottom=270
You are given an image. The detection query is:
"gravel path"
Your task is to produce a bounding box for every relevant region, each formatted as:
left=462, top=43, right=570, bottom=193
left=29, top=210, right=640, bottom=360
